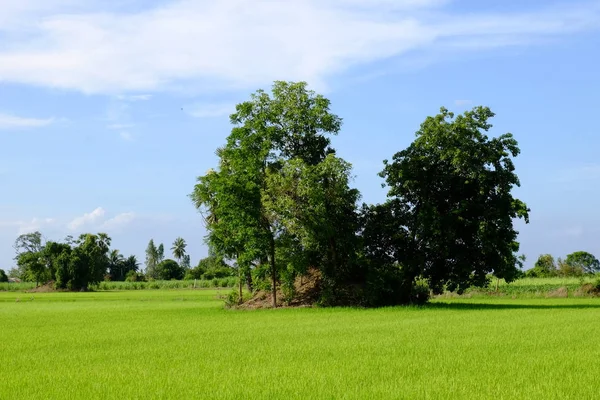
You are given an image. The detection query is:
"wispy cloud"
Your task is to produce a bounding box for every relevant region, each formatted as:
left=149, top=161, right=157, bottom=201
left=0, top=113, right=54, bottom=129
left=0, top=1, right=597, bottom=94
left=101, top=212, right=136, bottom=230
left=186, top=103, right=234, bottom=119
left=67, top=207, right=137, bottom=231
left=67, top=207, right=106, bottom=231
left=116, top=94, right=152, bottom=101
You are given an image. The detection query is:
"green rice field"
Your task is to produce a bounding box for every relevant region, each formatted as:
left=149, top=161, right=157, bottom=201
left=1, top=289, right=599, bottom=399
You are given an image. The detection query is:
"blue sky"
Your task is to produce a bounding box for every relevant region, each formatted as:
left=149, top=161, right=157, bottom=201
left=1, top=0, right=599, bottom=271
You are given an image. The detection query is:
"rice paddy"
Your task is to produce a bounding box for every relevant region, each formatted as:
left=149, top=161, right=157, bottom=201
left=1, top=288, right=599, bottom=399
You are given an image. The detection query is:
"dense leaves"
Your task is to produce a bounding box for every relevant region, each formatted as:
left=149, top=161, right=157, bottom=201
left=374, top=106, right=530, bottom=295
left=192, top=84, right=531, bottom=306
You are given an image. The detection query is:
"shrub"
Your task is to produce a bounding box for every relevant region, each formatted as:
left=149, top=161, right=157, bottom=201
left=0, top=269, right=8, bottom=283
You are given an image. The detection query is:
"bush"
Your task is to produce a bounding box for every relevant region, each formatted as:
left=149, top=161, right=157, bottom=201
left=0, top=269, right=8, bottom=283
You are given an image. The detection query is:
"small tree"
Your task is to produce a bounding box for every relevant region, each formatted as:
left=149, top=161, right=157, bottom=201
left=0, top=269, right=8, bottom=283
left=565, top=251, right=600, bottom=275
left=525, top=254, right=557, bottom=277
left=155, top=259, right=185, bottom=280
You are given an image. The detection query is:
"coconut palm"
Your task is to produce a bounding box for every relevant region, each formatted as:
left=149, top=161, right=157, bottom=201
left=108, top=249, right=125, bottom=281
left=171, top=237, right=187, bottom=264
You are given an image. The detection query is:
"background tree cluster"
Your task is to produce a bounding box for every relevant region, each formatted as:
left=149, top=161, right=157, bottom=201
left=12, top=231, right=139, bottom=290
left=191, top=81, right=530, bottom=307
left=143, top=236, right=233, bottom=281
left=526, top=251, right=600, bottom=278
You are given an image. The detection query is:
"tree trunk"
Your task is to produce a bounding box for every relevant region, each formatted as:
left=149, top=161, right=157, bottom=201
left=238, top=273, right=243, bottom=305
left=269, top=237, right=277, bottom=308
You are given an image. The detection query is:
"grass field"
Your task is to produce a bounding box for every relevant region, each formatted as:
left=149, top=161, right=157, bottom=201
left=2, top=289, right=600, bottom=399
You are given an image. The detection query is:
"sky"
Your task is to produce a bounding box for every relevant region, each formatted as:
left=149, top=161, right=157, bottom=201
left=1, top=0, right=599, bottom=272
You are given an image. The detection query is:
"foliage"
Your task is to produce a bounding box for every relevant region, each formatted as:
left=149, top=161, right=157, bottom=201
left=525, top=254, right=557, bottom=278
left=372, top=106, right=529, bottom=297
left=191, top=81, right=359, bottom=307
left=185, top=256, right=234, bottom=280
left=171, top=237, right=187, bottom=263
left=145, top=239, right=159, bottom=279
left=54, top=233, right=111, bottom=290
left=564, top=251, right=600, bottom=274
left=156, top=243, right=165, bottom=263
left=0, top=269, right=8, bottom=282
left=155, top=259, right=185, bottom=281
left=108, top=252, right=140, bottom=281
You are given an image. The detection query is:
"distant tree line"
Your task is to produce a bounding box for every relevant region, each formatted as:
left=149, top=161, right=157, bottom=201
left=526, top=251, right=600, bottom=278
left=8, top=230, right=237, bottom=290
left=190, top=81, right=530, bottom=307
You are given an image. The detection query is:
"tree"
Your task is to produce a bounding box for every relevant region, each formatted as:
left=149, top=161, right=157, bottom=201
left=181, top=254, right=191, bottom=270
left=171, top=237, right=187, bottom=264
left=526, top=254, right=557, bottom=277
left=13, top=231, right=44, bottom=257
left=0, top=269, right=8, bottom=283
left=16, top=252, right=47, bottom=286
left=123, top=255, right=140, bottom=275
left=156, top=244, right=165, bottom=263
left=375, top=106, right=529, bottom=297
left=145, top=239, right=159, bottom=279
left=108, top=250, right=125, bottom=281
left=54, top=233, right=111, bottom=290
left=263, top=154, right=362, bottom=304
left=565, top=251, right=600, bottom=274
left=191, top=81, right=342, bottom=307
left=12, top=231, right=45, bottom=280
left=156, top=259, right=184, bottom=280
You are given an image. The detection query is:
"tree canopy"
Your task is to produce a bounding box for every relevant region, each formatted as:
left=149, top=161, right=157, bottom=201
left=192, top=82, right=530, bottom=307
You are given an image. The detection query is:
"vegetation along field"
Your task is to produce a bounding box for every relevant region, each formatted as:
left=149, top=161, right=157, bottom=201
left=1, top=289, right=600, bottom=400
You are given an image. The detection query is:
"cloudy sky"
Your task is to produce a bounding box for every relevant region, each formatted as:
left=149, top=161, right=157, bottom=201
left=1, top=0, right=599, bottom=270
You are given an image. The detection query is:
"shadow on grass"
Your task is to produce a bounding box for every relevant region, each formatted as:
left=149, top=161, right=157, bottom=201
left=426, top=302, right=600, bottom=311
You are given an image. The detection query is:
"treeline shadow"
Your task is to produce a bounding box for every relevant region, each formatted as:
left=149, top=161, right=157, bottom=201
left=425, top=301, right=600, bottom=311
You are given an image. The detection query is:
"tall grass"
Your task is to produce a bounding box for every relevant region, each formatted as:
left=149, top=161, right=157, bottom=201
left=458, top=276, right=599, bottom=297
left=94, top=277, right=237, bottom=291
left=0, top=281, right=37, bottom=291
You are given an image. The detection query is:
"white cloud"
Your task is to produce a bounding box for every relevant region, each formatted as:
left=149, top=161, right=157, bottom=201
left=0, top=113, right=54, bottom=129
left=116, top=94, right=152, bottom=101
left=67, top=207, right=136, bottom=231
left=67, top=207, right=106, bottom=231
left=101, top=212, right=136, bottom=230
left=0, top=1, right=597, bottom=94
left=186, top=103, right=234, bottom=118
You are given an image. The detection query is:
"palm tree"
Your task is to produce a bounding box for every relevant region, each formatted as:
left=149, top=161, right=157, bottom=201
left=108, top=249, right=125, bottom=281
left=171, top=237, right=187, bottom=264
left=123, top=255, right=139, bottom=276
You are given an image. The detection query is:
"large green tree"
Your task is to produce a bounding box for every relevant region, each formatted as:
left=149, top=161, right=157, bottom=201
left=191, top=81, right=343, bottom=307
left=373, top=106, right=530, bottom=296
left=54, top=233, right=111, bottom=290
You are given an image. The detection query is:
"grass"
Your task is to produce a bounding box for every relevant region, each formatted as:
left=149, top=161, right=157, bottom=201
left=2, top=290, right=600, bottom=399
left=457, top=276, right=599, bottom=298
left=0, top=278, right=237, bottom=292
